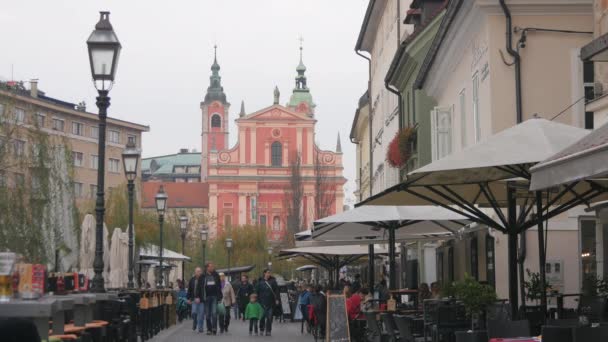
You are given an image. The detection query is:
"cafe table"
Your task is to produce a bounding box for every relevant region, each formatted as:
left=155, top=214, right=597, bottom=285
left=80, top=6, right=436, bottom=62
left=0, top=296, right=74, bottom=340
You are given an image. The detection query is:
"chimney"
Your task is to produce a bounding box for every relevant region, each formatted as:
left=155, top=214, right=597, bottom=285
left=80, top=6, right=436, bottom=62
left=30, top=79, right=38, bottom=98
left=179, top=148, right=189, bottom=154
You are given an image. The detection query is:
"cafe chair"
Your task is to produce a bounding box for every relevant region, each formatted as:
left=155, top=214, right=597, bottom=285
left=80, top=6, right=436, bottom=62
left=393, top=315, right=417, bottom=342
left=487, top=319, right=530, bottom=339
left=364, top=312, right=390, bottom=342
left=541, top=325, right=573, bottom=342
left=572, top=326, right=608, bottom=341
left=380, top=313, right=400, bottom=341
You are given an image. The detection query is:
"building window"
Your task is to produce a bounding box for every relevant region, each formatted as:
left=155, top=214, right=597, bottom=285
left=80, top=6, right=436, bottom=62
left=0, top=104, right=4, bottom=118
left=35, top=113, right=45, bottom=128
left=472, top=73, right=481, bottom=142
left=108, top=158, right=120, bottom=173
left=90, top=126, right=99, bottom=139
left=91, top=155, right=99, bottom=169
left=127, top=134, right=137, bottom=145
left=431, top=107, right=452, bottom=161
left=13, top=140, right=26, bottom=156
left=72, top=151, right=84, bottom=167
left=486, top=234, right=496, bottom=287
left=175, top=178, right=186, bottom=183
left=470, top=236, right=479, bottom=280
left=15, top=173, right=25, bottom=187
left=109, top=130, right=120, bottom=143
left=584, top=61, right=595, bottom=129
left=14, top=108, right=25, bottom=124
left=224, top=215, right=232, bottom=227
left=211, top=114, right=221, bottom=128
left=273, top=216, right=281, bottom=231
left=90, top=184, right=97, bottom=199
left=72, top=122, right=84, bottom=136
left=459, top=89, right=466, bottom=148
left=73, top=182, right=83, bottom=197
left=271, top=141, right=282, bottom=166
left=260, top=215, right=267, bottom=228
left=436, top=250, right=444, bottom=285
left=448, top=246, right=455, bottom=282
left=580, top=218, right=597, bottom=280
left=52, top=118, right=65, bottom=131
left=0, top=171, right=5, bottom=187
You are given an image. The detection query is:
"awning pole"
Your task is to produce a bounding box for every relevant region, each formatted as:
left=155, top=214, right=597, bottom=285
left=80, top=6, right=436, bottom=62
left=536, top=191, right=547, bottom=320
left=368, top=244, right=375, bottom=289
left=507, top=183, right=519, bottom=318
left=389, top=224, right=397, bottom=290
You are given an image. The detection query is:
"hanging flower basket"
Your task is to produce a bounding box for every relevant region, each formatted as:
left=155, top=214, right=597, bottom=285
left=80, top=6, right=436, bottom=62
left=386, top=126, right=417, bottom=168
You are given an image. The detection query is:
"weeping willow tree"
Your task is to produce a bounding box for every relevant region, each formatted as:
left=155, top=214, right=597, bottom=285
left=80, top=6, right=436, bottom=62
left=0, top=89, right=78, bottom=269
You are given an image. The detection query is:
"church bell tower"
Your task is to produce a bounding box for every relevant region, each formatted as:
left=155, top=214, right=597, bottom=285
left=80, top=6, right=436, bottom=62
left=201, top=45, right=230, bottom=181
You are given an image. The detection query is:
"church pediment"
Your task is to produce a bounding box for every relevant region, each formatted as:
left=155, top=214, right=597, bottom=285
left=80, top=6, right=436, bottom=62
left=238, top=104, right=314, bottom=122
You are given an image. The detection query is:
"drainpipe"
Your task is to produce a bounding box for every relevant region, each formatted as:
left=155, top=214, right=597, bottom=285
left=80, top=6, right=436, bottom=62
left=499, top=0, right=523, bottom=124
left=356, top=50, right=373, bottom=199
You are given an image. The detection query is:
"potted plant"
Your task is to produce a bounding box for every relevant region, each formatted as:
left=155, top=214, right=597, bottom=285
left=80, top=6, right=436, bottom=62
left=453, top=275, right=497, bottom=342
left=386, top=126, right=417, bottom=168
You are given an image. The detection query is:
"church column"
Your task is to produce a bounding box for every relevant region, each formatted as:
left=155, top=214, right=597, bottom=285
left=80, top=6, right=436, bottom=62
left=265, top=142, right=270, bottom=166
left=251, top=128, right=257, bottom=164
left=307, top=195, right=314, bottom=226
left=238, top=194, right=247, bottom=226
left=239, top=129, right=246, bottom=161
left=307, top=129, right=314, bottom=164
left=283, top=142, right=289, bottom=166
left=209, top=193, right=218, bottom=238
left=296, top=127, right=302, bottom=155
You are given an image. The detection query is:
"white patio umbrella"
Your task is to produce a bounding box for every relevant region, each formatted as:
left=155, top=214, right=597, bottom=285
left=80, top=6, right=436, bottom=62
left=79, top=214, right=96, bottom=279
left=361, top=118, right=608, bottom=316
left=530, top=121, right=608, bottom=190
left=103, top=224, right=111, bottom=287
left=313, top=205, right=469, bottom=290
left=109, top=228, right=123, bottom=288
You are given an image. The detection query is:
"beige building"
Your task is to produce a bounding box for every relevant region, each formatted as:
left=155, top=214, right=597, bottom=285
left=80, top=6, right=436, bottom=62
left=415, top=0, right=594, bottom=305
left=351, top=91, right=372, bottom=202
left=0, top=80, right=149, bottom=204
left=356, top=0, right=412, bottom=195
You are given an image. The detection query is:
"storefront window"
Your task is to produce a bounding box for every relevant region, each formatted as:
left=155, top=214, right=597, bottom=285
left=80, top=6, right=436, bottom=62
left=580, top=219, right=597, bottom=279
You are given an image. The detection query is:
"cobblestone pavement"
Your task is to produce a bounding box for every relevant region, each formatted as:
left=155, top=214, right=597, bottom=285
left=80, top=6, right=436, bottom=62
left=151, top=318, right=313, bottom=342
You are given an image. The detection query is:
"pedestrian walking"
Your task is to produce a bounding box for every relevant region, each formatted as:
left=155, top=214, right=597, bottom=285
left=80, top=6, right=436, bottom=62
left=237, top=275, right=254, bottom=321
left=256, top=269, right=279, bottom=336
left=218, top=272, right=236, bottom=333
left=245, top=293, right=264, bottom=336
left=187, top=267, right=205, bottom=333
left=202, top=262, right=222, bottom=335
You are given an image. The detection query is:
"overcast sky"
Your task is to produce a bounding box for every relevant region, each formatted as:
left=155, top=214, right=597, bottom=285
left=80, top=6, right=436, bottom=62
left=0, top=0, right=369, bottom=206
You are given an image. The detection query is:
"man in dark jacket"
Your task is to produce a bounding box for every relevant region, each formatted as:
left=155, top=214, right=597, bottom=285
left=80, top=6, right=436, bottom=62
left=237, top=275, right=254, bottom=321
left=202, top=262, right=222, bottom=335
left=187, top=267, right=204, bottom=332
left=256, top=269, right=279, bottom=336
left=310, top=284, right=327, bottom=338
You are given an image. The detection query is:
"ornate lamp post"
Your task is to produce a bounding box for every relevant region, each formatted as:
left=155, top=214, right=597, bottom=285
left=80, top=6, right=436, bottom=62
left=267, top=246, right=273, bottom=271
left=179, top=211, right=188, bottom=282
left=225, top=238, right=233, bottom=275
left=155, top=185, right=168, bottom=288
left=200, top=228, right=208, bottom=268
left=87, top=11, right=122, bottom=293
left=122, top=139, right=140, bottom=289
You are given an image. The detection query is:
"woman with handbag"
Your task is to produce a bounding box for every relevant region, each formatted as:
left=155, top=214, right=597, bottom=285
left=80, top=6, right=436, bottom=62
left=218, top=272, right=236, bottom=333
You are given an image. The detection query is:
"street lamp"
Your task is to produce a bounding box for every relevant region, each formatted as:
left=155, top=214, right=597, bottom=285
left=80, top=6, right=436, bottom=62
left=200, top=228, right=208, bottom=268
left=267, top=246, right=273, bottom=271
left=226, top=238, right=233, bottom=275
left=87, top=11, right=122, bottom=293
left=155, top=185, right=168, bottom=288
left=179, top=211, right=188, bottom=282
left=122, top=139, right=140, bottom=289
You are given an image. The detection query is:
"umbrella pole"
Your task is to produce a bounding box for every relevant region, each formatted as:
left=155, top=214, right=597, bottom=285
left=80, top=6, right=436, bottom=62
left=507, top=184, right=519, bottom=318
left=368, top=244, right=375, bottom=290
left=388, top=224, right=397, bottom=291
left=536, top=191, right=547, bottom=320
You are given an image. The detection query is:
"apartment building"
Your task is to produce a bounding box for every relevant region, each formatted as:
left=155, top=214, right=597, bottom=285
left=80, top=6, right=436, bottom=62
left=0, top=80, right=149, bottom=203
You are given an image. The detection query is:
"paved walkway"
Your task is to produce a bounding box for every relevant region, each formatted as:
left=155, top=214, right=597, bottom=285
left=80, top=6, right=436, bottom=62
left=151, top=318, right=313, bottom=342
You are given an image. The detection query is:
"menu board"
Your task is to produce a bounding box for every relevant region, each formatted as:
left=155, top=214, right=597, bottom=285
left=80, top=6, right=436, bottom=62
left=280, top=292, right=291, bottom=315
left=326, top=294, right=350, bottom=342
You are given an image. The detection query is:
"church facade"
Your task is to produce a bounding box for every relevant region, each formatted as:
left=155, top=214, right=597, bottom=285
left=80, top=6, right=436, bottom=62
left=201, top=48, right=346, bottom=241
left=199, top=48, right=345, bottom=241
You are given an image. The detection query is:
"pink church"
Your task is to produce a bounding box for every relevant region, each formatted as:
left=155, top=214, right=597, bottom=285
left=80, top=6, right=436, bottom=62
left=200, top=48, right=345, bottom=241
